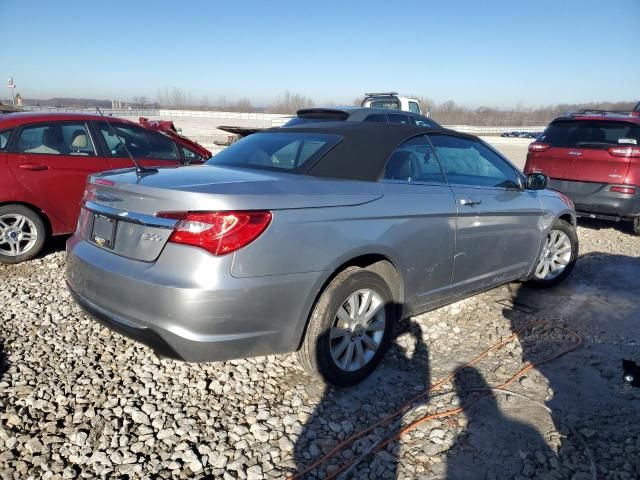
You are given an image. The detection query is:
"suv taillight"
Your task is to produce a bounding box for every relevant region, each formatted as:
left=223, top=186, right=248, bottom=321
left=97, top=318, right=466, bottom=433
left=608, top=146, right=640, bottom=157
left=156, top=211, right=272, bottom=255
left=609, top=186, right=637, bottom=195
left=528, top=142, right=550, bottom=152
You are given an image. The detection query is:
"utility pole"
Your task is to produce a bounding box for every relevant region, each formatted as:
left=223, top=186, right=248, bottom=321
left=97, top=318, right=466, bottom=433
left=7, top=77, right=16, bottom=105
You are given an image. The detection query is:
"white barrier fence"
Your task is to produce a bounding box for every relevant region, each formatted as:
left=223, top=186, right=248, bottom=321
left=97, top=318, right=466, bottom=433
left=19, top=106, right=544, bottom=134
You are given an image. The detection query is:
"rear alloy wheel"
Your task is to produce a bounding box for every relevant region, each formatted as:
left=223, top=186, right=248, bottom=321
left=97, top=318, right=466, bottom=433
left=0, top=205, right=47, bottom=264
left=297, top=268, right=396, bottom=387
left=527, top=219, right=578, bottom=288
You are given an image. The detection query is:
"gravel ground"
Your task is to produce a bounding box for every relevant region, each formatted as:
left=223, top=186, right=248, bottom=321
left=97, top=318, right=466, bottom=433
left=1, top=220, right=639, bottom=479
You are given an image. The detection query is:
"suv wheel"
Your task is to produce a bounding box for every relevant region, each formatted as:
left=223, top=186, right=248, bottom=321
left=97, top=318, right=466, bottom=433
left=632, top=217, right=640, bottom=236
left=297, top=268, right=396, bottom=387
left=527, top=219, right=578, bottom=288
left=0, top=205, right=47, bottom=264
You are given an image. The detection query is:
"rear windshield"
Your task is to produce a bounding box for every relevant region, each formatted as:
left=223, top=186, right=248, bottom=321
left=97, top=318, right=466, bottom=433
left=540, top=120, right=640, bottom=149
left=207, top=132, right=341, bottom=172
left=368, top=99, right=400, bottom=109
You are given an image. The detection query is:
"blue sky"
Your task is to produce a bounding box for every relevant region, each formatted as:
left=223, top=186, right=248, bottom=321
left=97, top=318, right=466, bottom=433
left=1, top=0, right=638, bottom=107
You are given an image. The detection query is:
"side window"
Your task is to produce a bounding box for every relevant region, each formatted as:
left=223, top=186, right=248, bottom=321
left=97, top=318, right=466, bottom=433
left=413, top=116, right=438, bottom=128
left=387, top=113, right=411, bottom=125
left=181, top=147, right=204, bottom=164
left=96, top=123, right=180, bottom=161
left=364, top=114, right=388, bottom=123
left=383, top=135, right=446, bottom=184
left=408, top=102, right=420, bottom=114
left=15, top=123, right=95, bottom=156
left=429, top=135, right=520, bottom=188
left=0, top=129, right=12, bottom=150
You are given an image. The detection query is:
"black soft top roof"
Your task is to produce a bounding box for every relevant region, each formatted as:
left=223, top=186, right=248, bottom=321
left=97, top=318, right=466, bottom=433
left=260, top=121, right=474, bottom=181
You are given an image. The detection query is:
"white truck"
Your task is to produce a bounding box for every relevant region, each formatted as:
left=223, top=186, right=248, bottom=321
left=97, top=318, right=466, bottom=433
left=361, top=92, right=431, bottom=117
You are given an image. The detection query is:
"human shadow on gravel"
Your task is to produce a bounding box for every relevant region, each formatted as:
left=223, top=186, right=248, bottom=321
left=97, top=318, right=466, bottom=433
left=293, top=315, right=431, bottom=479
left=446, top=366, right=556, bottom=479
left=0, top=340, right=8, bottom=382
left=502, top=253, right=640, bottom=479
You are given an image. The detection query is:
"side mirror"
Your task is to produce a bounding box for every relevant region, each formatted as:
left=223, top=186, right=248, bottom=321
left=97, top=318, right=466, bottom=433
left=526, top=173, right=549, bottom=190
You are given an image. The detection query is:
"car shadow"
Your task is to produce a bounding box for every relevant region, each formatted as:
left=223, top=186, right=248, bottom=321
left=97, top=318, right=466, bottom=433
left=293, top=310, right=431, bottom=479
left=577, top=216, right=634, bottom=235
left=39, top=234, right=69, bottom=258
left=498, top=252, right=640, bottom=478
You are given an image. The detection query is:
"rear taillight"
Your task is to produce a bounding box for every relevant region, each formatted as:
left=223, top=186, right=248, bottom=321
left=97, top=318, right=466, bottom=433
left=609, top=186, right=637, bottom=195
left=608, top=146, right=640, bottom=157
left=528, top=142, right=550, bottom=152
left=156, top=211, right=272, bottom=255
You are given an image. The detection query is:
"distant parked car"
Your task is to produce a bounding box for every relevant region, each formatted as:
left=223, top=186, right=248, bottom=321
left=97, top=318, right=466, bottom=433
left=525, top=109, right=640, bottom=235
left=361, top=92, right=429, bottom=116
left=66, top=122, right=577, bottom=386
left=283, top=107, right=441, bottom=128
left=0, top=112, right=211, bottom=263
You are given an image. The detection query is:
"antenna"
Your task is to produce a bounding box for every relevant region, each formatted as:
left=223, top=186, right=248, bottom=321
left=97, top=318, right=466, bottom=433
left=96, top=107, right=156, bottom=176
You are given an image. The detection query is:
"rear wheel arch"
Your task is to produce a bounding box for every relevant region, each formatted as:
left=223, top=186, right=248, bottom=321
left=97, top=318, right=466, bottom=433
left=296, top=254, right=403, bottom=351
left=0, top=201, right=52, bottom=237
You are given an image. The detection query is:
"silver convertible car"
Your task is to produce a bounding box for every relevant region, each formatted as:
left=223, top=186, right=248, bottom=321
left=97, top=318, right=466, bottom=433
left=66, top=122, right=578, bottom=386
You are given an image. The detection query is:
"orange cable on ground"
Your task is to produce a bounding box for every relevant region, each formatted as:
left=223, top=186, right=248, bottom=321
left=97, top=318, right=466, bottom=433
left=291, top=321, right=583, bottom=480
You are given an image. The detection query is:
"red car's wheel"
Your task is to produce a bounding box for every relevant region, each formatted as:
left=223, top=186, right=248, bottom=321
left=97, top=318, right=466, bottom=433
left=0, top=205, right=47, bottom=264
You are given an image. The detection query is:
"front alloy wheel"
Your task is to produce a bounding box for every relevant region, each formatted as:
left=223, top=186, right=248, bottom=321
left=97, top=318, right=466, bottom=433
left=534, top=229, right=572, bottom=281
left=527, top=219, right=578, bottom=288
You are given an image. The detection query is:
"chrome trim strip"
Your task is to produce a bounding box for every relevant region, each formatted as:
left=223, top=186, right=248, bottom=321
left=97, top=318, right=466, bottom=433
left=83, top=201, right=177, bottom=229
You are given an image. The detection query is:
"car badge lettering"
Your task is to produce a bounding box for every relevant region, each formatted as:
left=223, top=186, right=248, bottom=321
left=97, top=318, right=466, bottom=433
left=142, top=232, right=162, bottom=242
left=95, top=193, right=122, bottom=202
left=568, top=151, right=582, bottom=156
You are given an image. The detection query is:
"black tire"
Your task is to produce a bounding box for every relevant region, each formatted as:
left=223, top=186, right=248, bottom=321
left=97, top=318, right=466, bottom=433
left=0, top=204, right=47, bottom=264
left=632, top=217, right=640, bottom=236
left=296, top=267, right=396, bottom=387
left=526, top=219, right=578, bottom=288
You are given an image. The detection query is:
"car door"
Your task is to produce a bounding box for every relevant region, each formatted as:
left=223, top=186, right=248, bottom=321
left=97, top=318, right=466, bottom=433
left=92, top=121, right=183, bottom=170
left=428, top=133, right=543, bottom=295
left=380, top=135, right=456, bottom=311
left=7, top=121, right=110, bottom=232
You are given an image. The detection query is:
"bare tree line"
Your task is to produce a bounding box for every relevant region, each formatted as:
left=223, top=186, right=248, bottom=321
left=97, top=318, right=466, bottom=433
left=112, top=87, right=640, bottom=126
left=409, top=97, right=636, bottom=126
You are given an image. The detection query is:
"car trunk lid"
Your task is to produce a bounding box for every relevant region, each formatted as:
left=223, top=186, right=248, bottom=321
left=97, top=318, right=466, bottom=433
left=79, top=165, right=382, bottom=262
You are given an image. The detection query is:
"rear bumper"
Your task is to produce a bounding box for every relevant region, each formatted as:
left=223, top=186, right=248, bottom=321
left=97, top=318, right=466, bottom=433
left=65, top=235, right=324, bottom=362
left=548, top=179, right=640, bottom=220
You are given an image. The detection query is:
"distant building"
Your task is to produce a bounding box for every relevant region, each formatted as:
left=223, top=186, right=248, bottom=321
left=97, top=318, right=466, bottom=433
left=111, top=100, right=128, bottom=109
left=15, top=93, right=22, bottom=106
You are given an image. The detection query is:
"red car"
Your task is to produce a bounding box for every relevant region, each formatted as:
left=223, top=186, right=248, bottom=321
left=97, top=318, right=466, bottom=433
left=525, top=109, right=640, bottom=235
left=0, top=112, right=211, bottom=263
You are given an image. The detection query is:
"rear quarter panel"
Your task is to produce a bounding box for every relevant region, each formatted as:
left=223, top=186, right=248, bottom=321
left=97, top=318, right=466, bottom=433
left=231, top=183, right=457, bottom=310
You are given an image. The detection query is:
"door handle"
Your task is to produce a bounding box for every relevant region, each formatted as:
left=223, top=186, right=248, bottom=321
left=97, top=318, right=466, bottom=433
left=18, top=164, right=49, bottom=171
left=459, top=198, right=482, bottom=206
